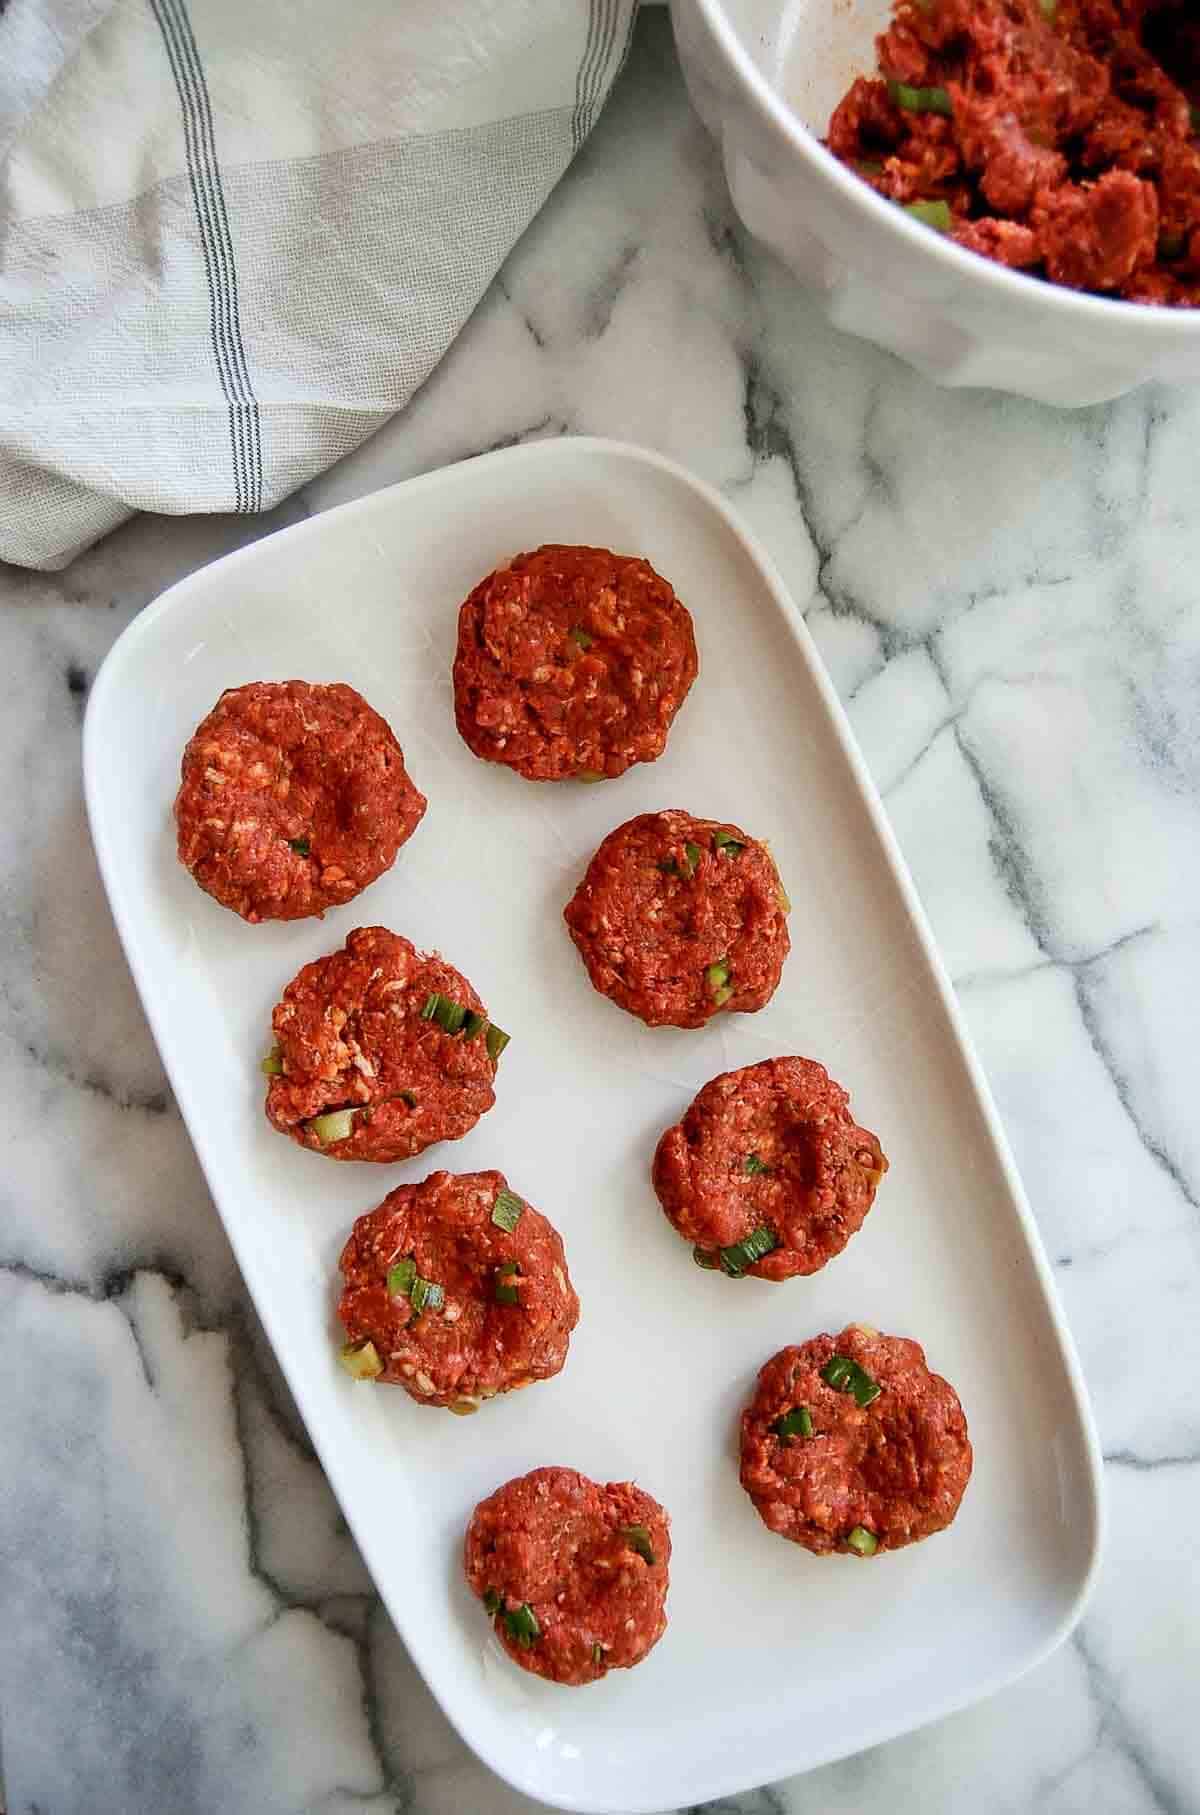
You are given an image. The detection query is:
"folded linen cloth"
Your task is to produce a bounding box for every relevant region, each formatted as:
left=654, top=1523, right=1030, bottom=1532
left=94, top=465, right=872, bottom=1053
left=0, top=0, right=635, bottom=570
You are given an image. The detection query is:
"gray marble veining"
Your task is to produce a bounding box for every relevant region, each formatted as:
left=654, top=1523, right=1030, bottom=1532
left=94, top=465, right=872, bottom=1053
left=1, top=13, right=1198, bottom=1814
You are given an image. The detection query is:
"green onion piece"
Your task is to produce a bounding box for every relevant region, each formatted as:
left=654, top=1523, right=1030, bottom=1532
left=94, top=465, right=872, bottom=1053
left=592, top=1642, right=604, bottom=1666
left=397, top=1088, right=417, bottom=1108
left=422, top=993, right=476, bottom=1037
left=821, top=1354, right=881, bottom=1408
left=494, top=1260, right=521, bottom=1305
left=462, top=1010, right=487, bottom=1040
left=847, top=1526, right=879, bottom=1556
left=568, top=627, right=594, bottom=651
left=483, top=1588, right=502, bottom=1616
left=772, top=1404, right=814, bottom=1441
left=288, top=836, right=311, bottom=857
left=577, top=769, right=605, bottom=783
left=502, top=1602, right=540, bottom=1647
left=338, top=1340, right=382, bottom=1380
left=261, top=1048, right=284, bottom=1076
left=713, top=830, right=745, bottom=857
left=387, top=1258, right=417, bottom=1299
left=485, top=1022, right=510, bottom=1063
left=719, top=1225, right=778, bottom=1277
left=1160, top=231, right=1186, bottom=261
left=706, top=958, right=730, bottom=993
left=855, top=159, right=884, bottom=177
left=660, top=847, right=700, bottom=881
left=1037, top=0, right=1056, bottom=18
left=903, top=199, right=952, bottom=233
left=491, top=1188, right=524, bottom=1233
left=713, top=983, right=734, bottom=1007
left=426, top=994, right=467, bottom=1035
left=887, top=79, right=952, bottom=116
left=848, top=1366, right=881, bottom=1409
left=620, top=1524, right=656, bottom=1566
left=408, top=1276, right=444, bottom=1315
left=744, top=1153, right=768, bottom=1176
left=693, top=1246, right=720, bottom=1270
left=307, top=1107, right=358, bottom=1146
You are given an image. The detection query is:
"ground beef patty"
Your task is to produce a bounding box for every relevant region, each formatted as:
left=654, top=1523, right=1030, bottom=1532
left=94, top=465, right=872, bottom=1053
left=653, top=1058, right=888, bottom=1280
left=336, top=1171, right=579, bottom=1409
left=740, top=1325, right=972, bottom=1556
left=452, top=545, right=698, bottom=781
left=464, top=1467, right=671, bottom=1685
left=265, top=926, right=503, bottom=1161
left=175, top=681, right=425, bottom=922
left=563, top=810, right=791, bottom=1028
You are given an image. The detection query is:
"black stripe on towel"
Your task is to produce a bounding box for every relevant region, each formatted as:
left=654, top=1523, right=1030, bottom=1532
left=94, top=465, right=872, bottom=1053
left=582, top=0, right=620, bottom=142
left=610, top=1, right=639, bottom=96
left=150, top=0, right=261, bottom=511
left=571, top=0, right=602, bottom=153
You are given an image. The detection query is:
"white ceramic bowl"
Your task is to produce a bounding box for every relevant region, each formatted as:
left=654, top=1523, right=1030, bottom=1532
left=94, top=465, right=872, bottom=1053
left=670, top=0, right=1200, bottom=404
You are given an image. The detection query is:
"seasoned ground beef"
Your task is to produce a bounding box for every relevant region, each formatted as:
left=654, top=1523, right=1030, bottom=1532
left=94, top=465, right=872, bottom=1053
left=827, top=0, right=1200, bottom=304
left=740, top=1325, right=973, bottom=1555
left=464, top=1467, right=671, bottom=1685
left=175, top=681, right=425, bottom=921
left=452, top=545, right=698, bottom=781
left=563, top=810, right=791, bottom=1028
left=337, top=1170, right=579, bottom=1409
left=265, top=926, right=501, bottom=1161
left=653, top=1058, right=887, bottom=1279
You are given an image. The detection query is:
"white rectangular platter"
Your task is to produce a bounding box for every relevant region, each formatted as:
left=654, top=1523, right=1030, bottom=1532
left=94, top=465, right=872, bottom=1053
left=84, top=438, right=1102, bottom=1815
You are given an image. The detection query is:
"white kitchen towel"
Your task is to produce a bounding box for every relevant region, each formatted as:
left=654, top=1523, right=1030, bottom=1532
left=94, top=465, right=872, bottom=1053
left=0, top=0, right=636, bottom=570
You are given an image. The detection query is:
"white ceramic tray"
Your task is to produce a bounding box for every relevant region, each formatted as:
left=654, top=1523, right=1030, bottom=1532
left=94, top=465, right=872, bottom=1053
left=84, top=439, right=1103, bottom=1815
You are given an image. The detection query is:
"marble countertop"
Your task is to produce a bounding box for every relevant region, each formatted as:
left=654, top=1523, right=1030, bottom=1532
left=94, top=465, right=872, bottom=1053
left=2, top=12, right=1198, bottom=1814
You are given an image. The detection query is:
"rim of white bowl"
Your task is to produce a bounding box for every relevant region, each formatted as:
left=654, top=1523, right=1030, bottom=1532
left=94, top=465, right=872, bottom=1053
left=687, top=0, right=1200, bottom=341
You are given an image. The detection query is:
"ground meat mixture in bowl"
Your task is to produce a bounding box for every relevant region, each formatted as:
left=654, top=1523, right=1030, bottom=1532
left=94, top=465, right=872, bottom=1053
left=452, top=544, right=698, bottom=781
left=175, top=681, right=426, bottom=921
left=336, top=1170, right=579, bottom=1410
left=264, top=926, right=505, bottom=1161
left=464, top=1467, right=671, bottom=1685
left=828, top=0, right=1200, bottom=304
left=740, top=1325, right=973, bottom=1555
left=653, top=1057, right=887, bottom=1279
left=563, top=809, right=791, bottom=1028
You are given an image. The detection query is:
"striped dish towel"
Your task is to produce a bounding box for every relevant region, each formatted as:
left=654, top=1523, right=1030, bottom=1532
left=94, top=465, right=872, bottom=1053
left=0, top=0, right=636, bottom=570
